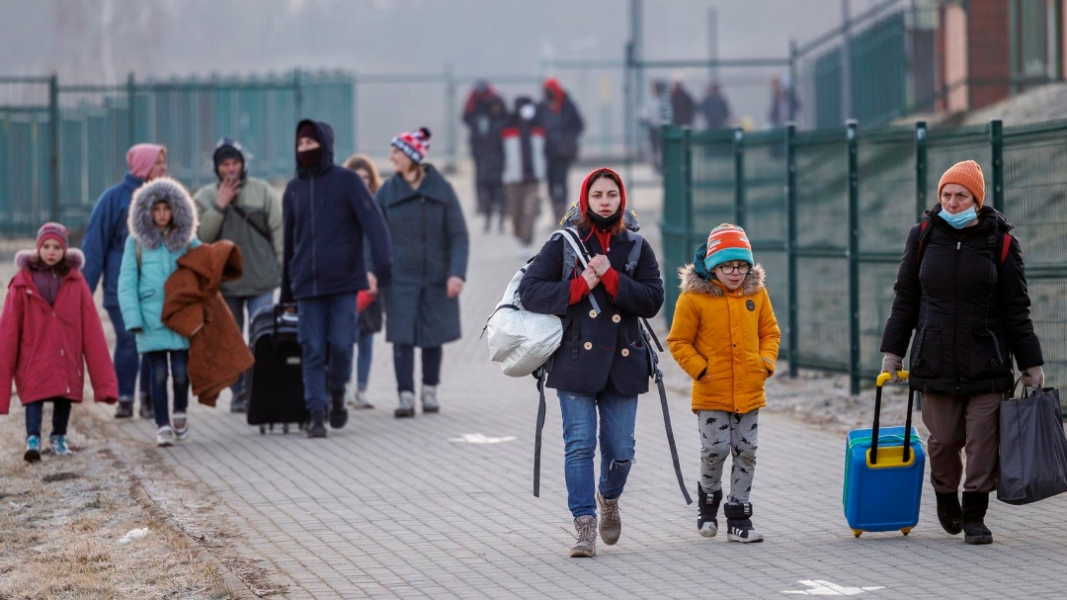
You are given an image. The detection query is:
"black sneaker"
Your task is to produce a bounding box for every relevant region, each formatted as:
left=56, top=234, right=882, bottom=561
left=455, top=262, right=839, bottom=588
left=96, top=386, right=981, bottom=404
left=329, top=388, right=348, bottom=429
left=307, top=410, right=327, bottom=438
left=936, top=491, right=963, bottom=535
left=697, top=483, right=722, bottom=538
left=115, top=400, right=134, bottom=419
left=724, top=501, right=764, bottom=543
left=139, top=396, right=154, bottom=420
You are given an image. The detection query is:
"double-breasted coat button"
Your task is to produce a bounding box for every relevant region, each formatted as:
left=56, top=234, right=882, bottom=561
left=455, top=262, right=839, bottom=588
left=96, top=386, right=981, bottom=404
left=589, top=310, right=597, bottom=318
left=621, top=348, right=630, bottom=357
left=612, top=314, right=621, bottom=323
left=584, top=342, right=593, bottom=350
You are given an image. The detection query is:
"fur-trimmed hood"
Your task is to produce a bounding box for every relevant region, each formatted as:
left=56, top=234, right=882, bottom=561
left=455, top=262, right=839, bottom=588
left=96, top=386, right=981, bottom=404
left=14, top=248, right=85, bottom=272
left=127, top=177, right=199, bottom=252
left=678, top=262, right=766, bottom=297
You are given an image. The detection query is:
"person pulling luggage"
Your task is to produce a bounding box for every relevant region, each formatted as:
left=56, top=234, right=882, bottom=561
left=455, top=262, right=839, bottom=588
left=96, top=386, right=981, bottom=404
left=880, top=160, right=1044, bottom=545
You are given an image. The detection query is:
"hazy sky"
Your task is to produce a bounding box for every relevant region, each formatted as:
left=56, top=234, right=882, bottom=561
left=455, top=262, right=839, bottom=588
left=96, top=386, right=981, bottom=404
left=0, top=0, right=889, bottom=155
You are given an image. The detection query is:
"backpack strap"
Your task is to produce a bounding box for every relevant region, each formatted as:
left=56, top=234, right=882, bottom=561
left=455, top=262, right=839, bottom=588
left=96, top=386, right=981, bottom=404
left=914, top=221, right=931, bottom=265
left=915, top=219, right=1012, bottom=267
left=624, top=231, right=644, bottom=277
left=552, top=228, right=601, bottom=315
left=638, top=317, right=691, bottom=505
left=999, top=232, right=1013, bottom=265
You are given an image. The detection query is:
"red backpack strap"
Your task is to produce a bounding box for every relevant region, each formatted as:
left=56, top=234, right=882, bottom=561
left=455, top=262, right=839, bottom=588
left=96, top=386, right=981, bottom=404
left=915, top=221, right=930, bottom=265
left=1000, top=233, right=1012, bottom=265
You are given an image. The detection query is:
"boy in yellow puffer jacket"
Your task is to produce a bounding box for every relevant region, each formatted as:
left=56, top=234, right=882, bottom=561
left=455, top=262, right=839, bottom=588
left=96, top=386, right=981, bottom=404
left=666, top=223, right=780, bottom=543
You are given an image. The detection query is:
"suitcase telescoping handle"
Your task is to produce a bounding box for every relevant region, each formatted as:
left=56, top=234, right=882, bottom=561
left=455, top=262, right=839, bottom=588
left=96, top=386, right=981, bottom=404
left=871, top=371, right=913, bottom=466
left=273, top=303, right=297, bottom=339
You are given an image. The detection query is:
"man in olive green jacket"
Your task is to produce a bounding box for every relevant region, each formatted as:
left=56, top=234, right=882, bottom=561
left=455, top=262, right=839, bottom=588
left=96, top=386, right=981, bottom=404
left=194, top=138, right=283, bottom=412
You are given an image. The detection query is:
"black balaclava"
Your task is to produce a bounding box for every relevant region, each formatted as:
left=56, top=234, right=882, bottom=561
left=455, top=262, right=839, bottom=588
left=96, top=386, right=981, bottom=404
left=297, top=123, right=322, bottom=168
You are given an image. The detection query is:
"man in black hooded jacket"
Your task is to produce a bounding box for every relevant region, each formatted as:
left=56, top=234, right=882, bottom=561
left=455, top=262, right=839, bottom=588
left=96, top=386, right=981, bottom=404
left=282, top=120, right=393, bottom=438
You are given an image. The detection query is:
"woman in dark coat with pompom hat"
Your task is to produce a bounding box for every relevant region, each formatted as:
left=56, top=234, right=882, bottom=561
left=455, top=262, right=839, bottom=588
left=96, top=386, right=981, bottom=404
left=375, top=127, right=470, bottom=418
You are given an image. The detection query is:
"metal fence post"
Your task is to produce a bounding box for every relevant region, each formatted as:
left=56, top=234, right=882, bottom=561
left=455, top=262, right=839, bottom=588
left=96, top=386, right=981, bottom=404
left=847, top=120, right=861, bottom=395
left=444, top=63, right=457, bottom=173
left=990, top=119, right=1004, bottom=212
left=682, top=127, right=694, bottom=252
left=786, top=123, right=798, bottom=378
left=788, top=39, right=799, bottom=122
left=352, top=72, right=359, bottom=153
left=48, top=73, right=59, bottom=223
left=293, top=69, right=304, bottom=120
left=915, top=120, right=927, bottom=220
left=127, top=72, right=136, bottom=148
left=733, top=127, right=746, bottom=227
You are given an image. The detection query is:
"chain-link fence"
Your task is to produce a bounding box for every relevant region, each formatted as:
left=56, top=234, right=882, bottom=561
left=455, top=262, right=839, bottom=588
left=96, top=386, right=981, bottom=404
left=662, top=118, right=1067, bottom=400
left=0, top=71, right=354, bottom=237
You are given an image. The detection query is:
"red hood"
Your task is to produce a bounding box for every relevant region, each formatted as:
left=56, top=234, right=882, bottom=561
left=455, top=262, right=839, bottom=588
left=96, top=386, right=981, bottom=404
left=579, top=167, right=627, bottom=221
left=543, top=78, right=565, bottom=113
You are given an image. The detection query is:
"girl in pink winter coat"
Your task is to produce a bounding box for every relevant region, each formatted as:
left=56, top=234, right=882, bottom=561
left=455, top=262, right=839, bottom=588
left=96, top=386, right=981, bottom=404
left=0, top=223, right=118, bottom=462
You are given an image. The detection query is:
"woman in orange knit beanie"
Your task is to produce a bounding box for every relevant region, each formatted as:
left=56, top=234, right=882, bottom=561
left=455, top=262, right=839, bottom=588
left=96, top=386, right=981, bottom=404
left=879, top=159, right=1044, bottom=546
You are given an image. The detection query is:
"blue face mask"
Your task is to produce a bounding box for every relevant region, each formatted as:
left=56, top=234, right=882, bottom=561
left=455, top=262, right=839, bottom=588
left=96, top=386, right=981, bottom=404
left=938, top=206, right=977, bottom=229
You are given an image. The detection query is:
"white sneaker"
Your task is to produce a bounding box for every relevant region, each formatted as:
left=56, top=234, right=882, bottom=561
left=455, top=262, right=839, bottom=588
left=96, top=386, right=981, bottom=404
left=156, top=425, right=175, bottom=447
left=172, top=412, right=189, bottom=442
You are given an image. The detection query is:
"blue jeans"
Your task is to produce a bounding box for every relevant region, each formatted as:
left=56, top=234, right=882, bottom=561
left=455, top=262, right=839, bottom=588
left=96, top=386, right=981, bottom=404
left=25, top=398, right=72, bottom=438
left=558, top=389, right=638, bottom=519
left=355, top=331, right=374, bottom=391
left=224, top=292, right=274, bottom=395
left=297, top=294, right=356, bottom=413
left=105, top=306, right=151, bottom=400
left=146, top=350, right=189, bottom=427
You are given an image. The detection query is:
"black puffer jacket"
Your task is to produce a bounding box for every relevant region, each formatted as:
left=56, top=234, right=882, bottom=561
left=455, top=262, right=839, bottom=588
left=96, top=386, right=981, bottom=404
left=880, top=205, right=1043, bottom=396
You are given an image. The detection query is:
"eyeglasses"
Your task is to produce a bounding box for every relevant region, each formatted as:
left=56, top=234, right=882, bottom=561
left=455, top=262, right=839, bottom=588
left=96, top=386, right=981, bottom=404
left=716, top=263, right=751, bottom=275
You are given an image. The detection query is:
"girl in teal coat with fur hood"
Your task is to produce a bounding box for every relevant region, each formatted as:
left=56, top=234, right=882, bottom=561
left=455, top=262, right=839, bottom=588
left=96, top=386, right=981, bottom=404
left=117, top=177, right=201, bottom=447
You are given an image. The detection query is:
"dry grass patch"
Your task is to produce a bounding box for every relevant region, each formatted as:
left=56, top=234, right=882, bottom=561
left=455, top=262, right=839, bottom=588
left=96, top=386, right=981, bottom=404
left=0, top=405, right=246, bottom=599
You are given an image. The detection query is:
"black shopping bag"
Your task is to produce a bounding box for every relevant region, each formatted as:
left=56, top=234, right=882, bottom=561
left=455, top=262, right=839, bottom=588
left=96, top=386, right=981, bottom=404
left=998, top=387, right=1067, bottom=505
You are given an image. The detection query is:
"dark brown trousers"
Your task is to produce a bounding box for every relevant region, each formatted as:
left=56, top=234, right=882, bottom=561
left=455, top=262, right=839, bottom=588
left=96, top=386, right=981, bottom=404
left=921, top=391, right=1003, bottom=494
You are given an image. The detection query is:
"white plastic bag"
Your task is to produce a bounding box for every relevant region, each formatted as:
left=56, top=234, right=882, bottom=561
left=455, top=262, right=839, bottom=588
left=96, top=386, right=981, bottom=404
left=484, top=266, right=563, bottom=377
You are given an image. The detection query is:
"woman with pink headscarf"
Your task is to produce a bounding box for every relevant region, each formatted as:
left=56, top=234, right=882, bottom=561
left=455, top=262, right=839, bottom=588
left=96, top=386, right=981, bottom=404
left=82, top=143, right=168, bottom=419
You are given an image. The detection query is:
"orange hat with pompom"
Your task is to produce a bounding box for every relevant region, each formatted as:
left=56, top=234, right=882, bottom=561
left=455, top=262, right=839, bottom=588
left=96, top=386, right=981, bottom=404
left=937, top=160, right=985, bottom=208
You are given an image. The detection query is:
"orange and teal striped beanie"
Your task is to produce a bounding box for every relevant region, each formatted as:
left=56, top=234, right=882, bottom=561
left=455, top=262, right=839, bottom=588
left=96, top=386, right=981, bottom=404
left=704, top=223, right=753, bottom=271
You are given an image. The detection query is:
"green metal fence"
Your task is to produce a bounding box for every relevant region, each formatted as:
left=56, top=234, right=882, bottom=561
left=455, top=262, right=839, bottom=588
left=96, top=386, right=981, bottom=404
left=662, top=118, right=1067, bottom=397
left=0, top=70, right=354, bottom=237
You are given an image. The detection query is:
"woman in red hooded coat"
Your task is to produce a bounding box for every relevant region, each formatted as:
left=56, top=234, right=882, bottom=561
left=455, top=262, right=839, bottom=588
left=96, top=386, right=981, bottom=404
left=0, top=223, right=118, bottom=462
left=518, top=168, right=664, bottom=558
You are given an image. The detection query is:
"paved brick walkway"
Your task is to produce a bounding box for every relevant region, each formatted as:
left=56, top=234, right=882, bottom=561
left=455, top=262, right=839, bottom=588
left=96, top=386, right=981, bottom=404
left=108, top=168, right=1067, bottom=599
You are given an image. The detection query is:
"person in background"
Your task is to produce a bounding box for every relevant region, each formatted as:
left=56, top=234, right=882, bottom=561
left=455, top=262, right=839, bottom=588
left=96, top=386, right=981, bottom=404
left=117, top=178, right=201, bottom=447
left=376, top=127, right=469, bottom=419
left=701, top=82, right=731, bottom=130
left=768, top=76, right=799, bottom=128
left=540, top=78, right=584, bottom=224
left=281, top=120, right=393, bottom=438
left=82, top=143, right=167, bottom=421
left=341, top=153, right=385, bottom=410
left=670, top=74, right=696, bottom=127
left=193, top=137, right=283, bottom=413
left=641, top=81, right=672, bottom=173
left=463, top=82, right=509, bottom=233
left=502, top=96, right=547, bottom=250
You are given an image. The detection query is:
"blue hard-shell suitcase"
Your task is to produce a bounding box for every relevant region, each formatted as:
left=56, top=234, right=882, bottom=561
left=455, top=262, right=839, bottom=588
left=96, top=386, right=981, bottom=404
left=843, top=371, right=926, bottom=537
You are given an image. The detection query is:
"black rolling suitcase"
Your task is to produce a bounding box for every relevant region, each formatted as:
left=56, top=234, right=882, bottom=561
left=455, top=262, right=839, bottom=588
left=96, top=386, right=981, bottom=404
left=247, top=304, right=308, bottom=434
